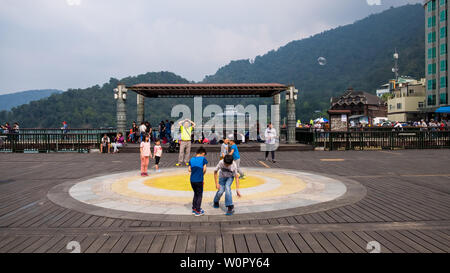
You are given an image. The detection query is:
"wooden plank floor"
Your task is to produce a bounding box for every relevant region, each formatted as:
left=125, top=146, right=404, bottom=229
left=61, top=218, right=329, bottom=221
left=0, top=150, right=449, bottom=253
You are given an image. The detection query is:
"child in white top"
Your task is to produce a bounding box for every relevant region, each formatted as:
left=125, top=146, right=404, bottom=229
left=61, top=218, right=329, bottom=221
left=153, top=139, right=163, bottom=172
left=140, top=134, right=152, bottom=176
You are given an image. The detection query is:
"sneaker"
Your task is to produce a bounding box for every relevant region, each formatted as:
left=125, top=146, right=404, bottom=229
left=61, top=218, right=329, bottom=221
left=156, top=169, right=161, bottom=173
left=185, top=163, right=189, bottom=166
left=193, top=210, right=201, bottom=216
left=140, top=173, right=145, bottom=177
left=144, top=173, right=149, bottom=176
left=192, top=209, right=197, bottom=215
left=213, top=202, right=220, bottom=208
left=176, top=163, right=181, bottom=167
left=272, top=160, right=276, bottom=163
left=240, top=175, right=246, bottom=180
left=225, top=209, right=235, bottom=216
left=193, top=210, right=205, bottom=217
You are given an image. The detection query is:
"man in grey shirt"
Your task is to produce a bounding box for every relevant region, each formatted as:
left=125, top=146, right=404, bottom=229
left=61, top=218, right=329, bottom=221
left=213, top=155, right=241, bottom=216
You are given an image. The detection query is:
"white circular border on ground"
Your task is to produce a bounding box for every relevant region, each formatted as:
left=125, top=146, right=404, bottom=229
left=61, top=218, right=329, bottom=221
left=68, top=168, right=347, bottom=216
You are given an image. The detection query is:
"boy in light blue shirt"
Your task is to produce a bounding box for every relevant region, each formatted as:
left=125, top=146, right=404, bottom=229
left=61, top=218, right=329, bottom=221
left=228, top=139, right=245, bottom=179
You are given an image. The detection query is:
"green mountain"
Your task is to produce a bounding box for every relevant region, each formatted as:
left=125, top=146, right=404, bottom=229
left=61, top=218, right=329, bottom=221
left=0, top=72, right=190, bottom=128
left=0, top=4, right=426, bottom=128
left=0, top=89, right=63, bottom=111
left=204, top=4, right=425, bottom=122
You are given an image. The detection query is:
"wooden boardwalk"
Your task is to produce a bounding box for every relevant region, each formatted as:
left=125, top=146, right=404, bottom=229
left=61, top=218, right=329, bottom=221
left=0, top=150, right=449, bottom=253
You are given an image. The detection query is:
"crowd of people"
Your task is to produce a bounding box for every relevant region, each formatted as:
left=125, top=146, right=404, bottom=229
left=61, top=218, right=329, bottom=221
left=292, top=118, right=450, bottom=132
left=128, top=120, right=174, bottom=144
left=0, top=122, right=19, bottom=134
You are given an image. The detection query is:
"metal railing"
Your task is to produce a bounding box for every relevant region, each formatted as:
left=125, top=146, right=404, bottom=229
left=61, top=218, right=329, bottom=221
left=11, top=128, right=117, bottom=134
left=291, top=130, right=450, bottom=151
left=0, top=133, right=103, bottom=153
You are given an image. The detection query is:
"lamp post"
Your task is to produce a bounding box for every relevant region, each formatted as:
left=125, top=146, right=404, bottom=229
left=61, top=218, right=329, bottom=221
left=114, top=84, right=128, bottom=134
left=392, top=50, right=399, bottom=81
left=285, top=86, right=298, bottom=144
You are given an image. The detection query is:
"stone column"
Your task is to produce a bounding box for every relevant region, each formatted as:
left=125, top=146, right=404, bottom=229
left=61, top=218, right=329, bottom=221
left=272, top=93, right=281, bottom=139
left=137, top=94, right=145, bottom=124
left=287, top=96, right=297, bottom=144
left=115, top=84, right=127, bottom=134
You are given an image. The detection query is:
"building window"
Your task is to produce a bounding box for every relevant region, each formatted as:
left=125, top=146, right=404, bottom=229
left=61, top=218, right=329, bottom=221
left=428, top=79, right=437, bottom=90
left=418, top=102, right=425, bottom=108
left=440, top=0, right=446, bottom=6
left=441, top=43, right=447, bottom=55
left=440, top=10, right=447, bottom=22
left=440, top=26, right=447, bottom=38
left=428, top=47, right=437, bottom=59
left=428, top=0, right=437, bottom=12
left=428, top=31, right=436, bottom=43
left=428, top=63, right=437, bottom=75
left=440, top=93, right=448, bottom=104
left=397, top=103, right=402, bottom=109
left=389, top=104, right=393, bottom=110
left=428, top=94, right=437, bottom=106
left=440, top=60, right=447, bottom=71
left=440, top=76, right=448, bottom=88
left=428, top=16, right=437, bottom=27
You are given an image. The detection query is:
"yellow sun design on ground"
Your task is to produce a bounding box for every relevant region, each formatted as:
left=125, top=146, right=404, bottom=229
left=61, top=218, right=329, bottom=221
left=144, top=174, right=264, bottom=191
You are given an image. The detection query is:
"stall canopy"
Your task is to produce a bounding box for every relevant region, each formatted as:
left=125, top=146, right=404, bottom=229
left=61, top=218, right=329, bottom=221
left=435, top=106, right=450, bottom=113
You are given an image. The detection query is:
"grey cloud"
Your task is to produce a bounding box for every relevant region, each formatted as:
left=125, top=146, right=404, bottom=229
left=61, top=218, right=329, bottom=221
left=0, top=0, right=421, bottom=94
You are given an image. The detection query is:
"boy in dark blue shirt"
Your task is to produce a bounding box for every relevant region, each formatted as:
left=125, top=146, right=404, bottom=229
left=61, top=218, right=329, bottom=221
left=188, top=147, right=208, bottom=216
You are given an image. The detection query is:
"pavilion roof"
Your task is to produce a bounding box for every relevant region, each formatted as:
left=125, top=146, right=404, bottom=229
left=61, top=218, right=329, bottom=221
left=126, top=83, right=288, bottom=98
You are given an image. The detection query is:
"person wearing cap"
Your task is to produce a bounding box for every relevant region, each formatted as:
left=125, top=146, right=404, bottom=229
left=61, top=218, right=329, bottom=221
left=62, top=121, right=68, bottom=134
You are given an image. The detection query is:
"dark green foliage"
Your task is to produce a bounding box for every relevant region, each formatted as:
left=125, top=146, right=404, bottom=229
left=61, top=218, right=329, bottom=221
left=0, top=5, right=425, bottom=127
left=203, top=4, right=425, bottom=122
left=0, top=72, right=190, bottom=128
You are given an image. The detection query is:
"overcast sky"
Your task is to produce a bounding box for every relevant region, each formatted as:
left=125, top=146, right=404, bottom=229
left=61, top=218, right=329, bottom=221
left=0, top=0, right=421, bottom=94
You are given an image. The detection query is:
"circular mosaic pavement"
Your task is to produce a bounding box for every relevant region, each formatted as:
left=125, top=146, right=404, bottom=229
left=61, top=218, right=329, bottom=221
left=48, top=168, right=366, bottom=222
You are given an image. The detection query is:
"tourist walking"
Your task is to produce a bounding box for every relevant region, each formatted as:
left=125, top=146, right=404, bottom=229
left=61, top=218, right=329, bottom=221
left=176, top=119, right=196, bottom=166
left=188, top=147, right=208, bottom=216
left=213, top=155, right=241, bottom=216
left=264, top=123, right=277, bottom=163
left=140, top=134, right=152, bottom=176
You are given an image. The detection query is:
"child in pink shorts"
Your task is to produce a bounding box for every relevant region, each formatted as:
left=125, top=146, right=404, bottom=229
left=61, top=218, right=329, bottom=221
left=140, top=134, right=152, bottom=176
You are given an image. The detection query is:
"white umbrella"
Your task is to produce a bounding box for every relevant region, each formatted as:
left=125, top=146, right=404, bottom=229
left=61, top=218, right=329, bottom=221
left=314, top=118, right=329, bottom=123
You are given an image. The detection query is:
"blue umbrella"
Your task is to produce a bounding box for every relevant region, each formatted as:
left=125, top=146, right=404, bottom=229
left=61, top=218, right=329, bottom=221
left=436, top=106, right=450, bottom=113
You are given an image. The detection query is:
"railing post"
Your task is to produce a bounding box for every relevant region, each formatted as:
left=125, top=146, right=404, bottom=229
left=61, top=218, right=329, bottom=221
left=329, top=132, right=333, bottom=151
left=360, top=132, right=364, bottom=150
left=11, top=134, right=16, bottom=153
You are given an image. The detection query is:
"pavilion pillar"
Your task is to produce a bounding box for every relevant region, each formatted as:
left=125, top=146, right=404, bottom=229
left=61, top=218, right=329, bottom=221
left=286, top=86, right=298, bottom=144
left=114, top=84, right=128, bottom=134
left=272, top=93, right=281, bottom=139
left=137, top=94, right=145, bottom=124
